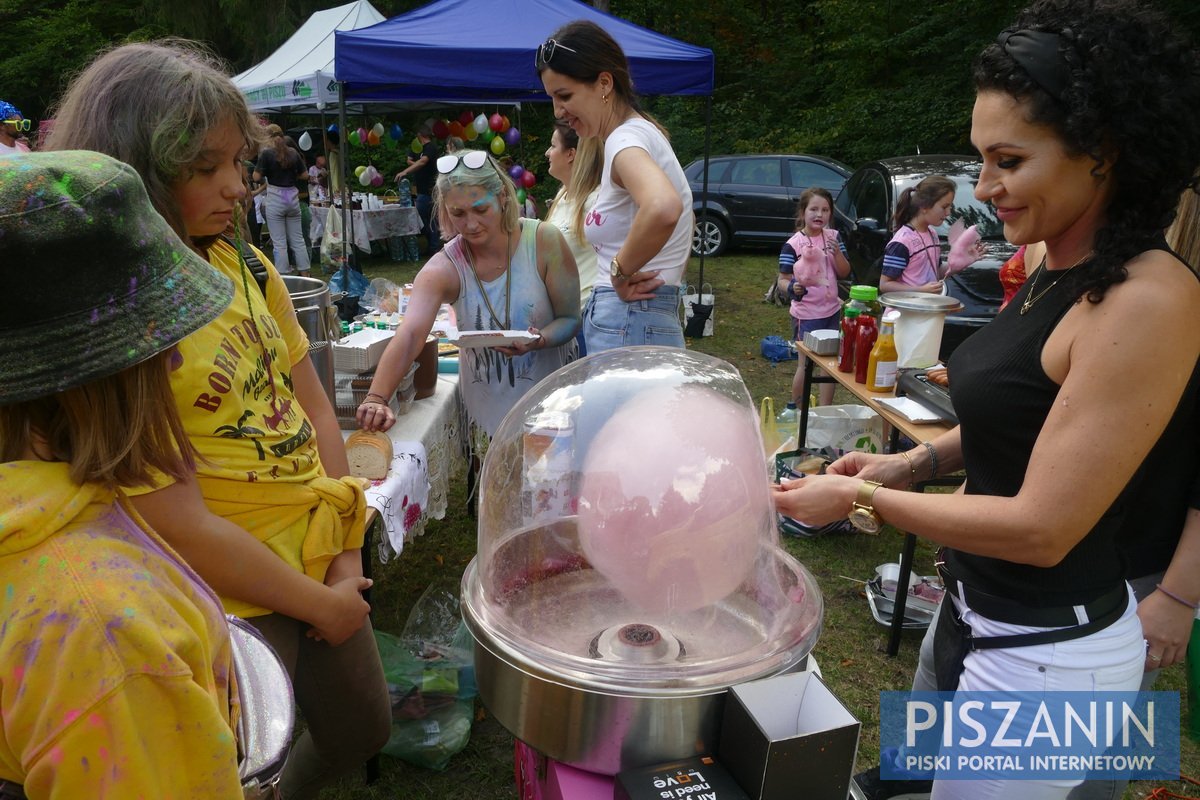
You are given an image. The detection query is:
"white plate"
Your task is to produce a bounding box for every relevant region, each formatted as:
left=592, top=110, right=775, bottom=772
left=450, top=330, right=539, bottom=348
left=876, top=396, right=951, bottom=424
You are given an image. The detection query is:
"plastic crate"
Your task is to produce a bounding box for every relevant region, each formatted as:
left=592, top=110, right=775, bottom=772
left=334, top=363, right=417, bottom=429
left=332, top=328, right=392, bottom=372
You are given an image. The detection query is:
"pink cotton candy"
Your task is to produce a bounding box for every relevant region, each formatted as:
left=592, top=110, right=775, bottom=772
left=576, top=385, right=764, bottom=615
left=946, top=223, right=981, bottom=275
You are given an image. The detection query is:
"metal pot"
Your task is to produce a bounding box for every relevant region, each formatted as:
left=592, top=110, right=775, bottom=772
left=284, top=275, right=344, bottom=343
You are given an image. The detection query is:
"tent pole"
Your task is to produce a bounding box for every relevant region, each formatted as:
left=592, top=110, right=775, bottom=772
left=338, top=88, right=351, bottom=277
left=698, top=94, right=712, bottom=289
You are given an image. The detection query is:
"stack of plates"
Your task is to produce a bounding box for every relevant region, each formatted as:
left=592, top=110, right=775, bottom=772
left=864, top=562, right=945, bottom=629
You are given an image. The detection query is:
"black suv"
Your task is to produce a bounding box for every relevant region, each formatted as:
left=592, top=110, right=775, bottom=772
left=833, top=154, right=1016, bottom=357
left=685, top=154, right=851, bottom=257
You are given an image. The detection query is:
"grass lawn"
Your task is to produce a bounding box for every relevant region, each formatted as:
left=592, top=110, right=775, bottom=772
left=319, top=246, right=1198, bottom=799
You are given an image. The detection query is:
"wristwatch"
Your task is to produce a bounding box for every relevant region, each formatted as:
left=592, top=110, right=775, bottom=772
left=848, top=480, right=884, bottom=534
left=610, top=255, right=627, bottom=283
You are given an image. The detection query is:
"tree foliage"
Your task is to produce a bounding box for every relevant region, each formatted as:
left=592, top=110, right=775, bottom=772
left=1, top=0, right=1197, bottom=173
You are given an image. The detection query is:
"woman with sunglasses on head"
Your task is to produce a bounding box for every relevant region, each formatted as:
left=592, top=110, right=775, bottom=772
left=46, top=41, right=391, bottom=800
left=775, top=1, right=1200, bottom=797
left=536, top=21, right=691, bottom=354
left=358, top=149, right=579, bottom=448
left=0, top=151, right=243, bottom=798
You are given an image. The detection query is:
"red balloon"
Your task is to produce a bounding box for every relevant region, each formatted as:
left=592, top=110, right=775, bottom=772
left=458, top=110, right=474, bottom=127
left=448, top=121, right=465, bottom=139
left=432, top=119, right=450, bottom=139
left=489, top=113, right=504, bottom=132
left=521, top=171, right=536, bottom=188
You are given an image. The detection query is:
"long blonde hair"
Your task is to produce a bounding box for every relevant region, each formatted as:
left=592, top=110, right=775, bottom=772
left=1167, top=186, right=1200, bottom=271
left=0, top=354, right=196, bottom=489
left=553, top=120, right=603, bottom=242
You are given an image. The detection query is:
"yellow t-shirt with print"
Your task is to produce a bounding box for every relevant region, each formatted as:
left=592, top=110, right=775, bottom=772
left=127, top=239, right=364, bottom=618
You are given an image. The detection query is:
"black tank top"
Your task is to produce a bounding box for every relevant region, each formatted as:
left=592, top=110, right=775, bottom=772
left=945, top=246, right=1199, bottom=606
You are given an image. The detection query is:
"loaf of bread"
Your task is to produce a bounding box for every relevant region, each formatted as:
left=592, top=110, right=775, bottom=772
left=345, top=430, right=393, bottom=480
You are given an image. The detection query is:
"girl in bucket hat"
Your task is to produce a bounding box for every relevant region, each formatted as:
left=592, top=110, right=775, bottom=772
left=0, top=151, right=242, bottom=796
left=46, top=41, right=390, bottom=798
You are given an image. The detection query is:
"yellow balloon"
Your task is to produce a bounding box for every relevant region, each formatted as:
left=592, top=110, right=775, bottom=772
left=490, top=136, right=506, bottom=156
left=354, top=165, right=368, bottom=177
left=464, top=125, right=479, bottom=141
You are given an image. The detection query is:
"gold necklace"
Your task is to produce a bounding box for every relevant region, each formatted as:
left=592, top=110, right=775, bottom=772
left=1019, top=251, right=1092, bottom=315
left=464, top=230, right=513, bottom=329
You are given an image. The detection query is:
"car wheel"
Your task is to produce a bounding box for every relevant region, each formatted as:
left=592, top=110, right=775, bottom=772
left=692, top=217, right=728, bottom=257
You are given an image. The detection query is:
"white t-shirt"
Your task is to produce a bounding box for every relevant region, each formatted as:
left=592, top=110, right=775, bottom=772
left=584, top=117, right=693, bottom=287
left=547, top=187, right=601, bottom=306
left=0, top=140, right=29, bottom=156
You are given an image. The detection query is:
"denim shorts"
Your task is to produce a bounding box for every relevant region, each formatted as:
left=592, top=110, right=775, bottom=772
left=584, top=285, right=684, bottom=353
left=793, top=311, right=841, bottom=339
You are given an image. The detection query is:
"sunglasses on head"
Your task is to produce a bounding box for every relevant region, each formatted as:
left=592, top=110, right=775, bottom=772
left=3, top=118, right=30, bottom=132
left=437, top=150, right=492, bottom=174
left=535, top=37, right=578, bottom=69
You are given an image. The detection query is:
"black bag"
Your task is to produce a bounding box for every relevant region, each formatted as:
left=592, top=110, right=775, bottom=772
left=683, top=300, right=713, bottom=337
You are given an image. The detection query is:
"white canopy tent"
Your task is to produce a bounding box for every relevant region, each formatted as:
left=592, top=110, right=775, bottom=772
left=233, top=0, right=385, bottom=112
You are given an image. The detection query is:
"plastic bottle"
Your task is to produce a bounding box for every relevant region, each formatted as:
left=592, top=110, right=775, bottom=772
left=775, top=402, right=798, bottom=447
left=837, top=308, right=860, bottom=373
left=867, top=311, right=900, bottom=392
left=854, top=313, right=879, bottom=384
left=846, top=284, right=883, bottom=322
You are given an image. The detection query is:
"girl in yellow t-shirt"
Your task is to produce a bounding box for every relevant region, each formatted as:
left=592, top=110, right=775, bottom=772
left=46, top=41, right=390, bottom=797
left=0, top=152, right=242, bottom=798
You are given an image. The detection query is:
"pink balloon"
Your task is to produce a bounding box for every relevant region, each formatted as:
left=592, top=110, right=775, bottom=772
left=356, top=127, right=368, bottom=145
left=489, top=113, right=504, bottom=132
left=577, top=385, right=763, bottom=615
left=520, top=170, right=536, bottom=188
left=371, top=173, right=384, bottom=187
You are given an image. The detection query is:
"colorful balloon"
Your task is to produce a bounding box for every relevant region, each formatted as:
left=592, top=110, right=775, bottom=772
left=389, top=123, right=403, bottom=140
left=473, top=114, right=490, bottom=134
left=410, top=137, right=421, bottom=153
left=516, top=187, right=527, bottom=203
left=371, top=122, right=385, bottom=138
left=367, top=130, right=381, bottom=146
left=508, top=165, right=525, bottom=181
left=458, top=110, right=474, bottom=127
left=359, top=168, right=373, bottom=186
left=489, top=136, right=506, bottom=155
left=354, top=165, right=368, bottom=178
left=357, top=127, right=368, bottom=144
left=325, top=124, right=340, bottom=145
left=504, top=127, right=521, bottom=147
left=464, top=125, right=479, bottom=141
left=481, top=128, right=495, bottom=142
left=432, top=119, right=450, bottom=139
left=348, top=129, right=361, bottom=146
left=499, top=115, right=511, bottom=133
left=371, top=173, right=384, bottom=187
left=489, top=113, right=504, bottom=132
left=521, top=171, right=536, bottom=188
left=297, top=131, right=312, bottom=151
left=448, top=121, right=464, bottom=139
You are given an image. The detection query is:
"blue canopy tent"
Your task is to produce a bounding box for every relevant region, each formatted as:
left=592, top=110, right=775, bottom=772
left=332, top=0, right=718, bottom=286
left=333, top=0, right=713, bottom=102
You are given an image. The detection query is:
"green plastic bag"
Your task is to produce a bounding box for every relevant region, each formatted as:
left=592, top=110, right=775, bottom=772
left=374, top=586, right=477, bottom=770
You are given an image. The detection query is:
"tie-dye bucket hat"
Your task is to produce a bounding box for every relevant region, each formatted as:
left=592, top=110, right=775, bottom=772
left=0, top=150, right=234, bottom=404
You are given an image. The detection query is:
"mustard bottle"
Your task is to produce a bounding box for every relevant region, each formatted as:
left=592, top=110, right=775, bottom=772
left=867, top=311, right=900, bottom=392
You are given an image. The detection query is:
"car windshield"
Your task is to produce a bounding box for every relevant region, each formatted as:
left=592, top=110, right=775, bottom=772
left=896, top=172, right=1004, bottom=241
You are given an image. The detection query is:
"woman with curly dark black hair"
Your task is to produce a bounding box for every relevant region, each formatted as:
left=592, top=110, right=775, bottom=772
left=777, top=1, right=1200, bottom=796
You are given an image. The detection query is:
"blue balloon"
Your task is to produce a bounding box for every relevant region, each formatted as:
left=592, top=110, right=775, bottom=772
left=389, top=123, right=403, bottom=141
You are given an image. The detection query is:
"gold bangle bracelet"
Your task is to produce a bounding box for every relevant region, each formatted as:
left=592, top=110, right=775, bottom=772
left=898, top=450, right=917, bottom=488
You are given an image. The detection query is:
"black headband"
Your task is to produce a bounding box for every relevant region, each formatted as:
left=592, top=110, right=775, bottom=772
left=998, top=29, right=1068, bottom=101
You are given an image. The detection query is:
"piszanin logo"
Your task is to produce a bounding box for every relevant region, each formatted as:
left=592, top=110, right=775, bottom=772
left=880, top=691, right=1180, bottom=781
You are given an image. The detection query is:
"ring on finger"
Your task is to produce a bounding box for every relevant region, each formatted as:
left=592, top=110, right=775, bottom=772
left=1148, top=653, right=1162, bottom=662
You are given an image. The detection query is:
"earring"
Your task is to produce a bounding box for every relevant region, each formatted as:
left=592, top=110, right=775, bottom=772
left=602, top=93, right=609, bottom=104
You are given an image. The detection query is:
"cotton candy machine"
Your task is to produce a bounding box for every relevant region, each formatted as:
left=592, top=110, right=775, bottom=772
left=460, top=347, right=824, bottom=775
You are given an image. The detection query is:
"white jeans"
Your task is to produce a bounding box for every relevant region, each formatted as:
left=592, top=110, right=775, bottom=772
left=264, top=185, right=310, bottom=274
left=928, top=587, right=1144, bottom=800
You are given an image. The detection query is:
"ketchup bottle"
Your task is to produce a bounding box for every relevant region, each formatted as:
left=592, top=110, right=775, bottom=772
left=854, top=313, right=878, bottom=384
left=837, top=308, right=860, bottom=373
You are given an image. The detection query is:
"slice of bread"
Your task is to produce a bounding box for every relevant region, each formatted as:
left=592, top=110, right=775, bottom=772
left=345, top=430, right=393, bottom=480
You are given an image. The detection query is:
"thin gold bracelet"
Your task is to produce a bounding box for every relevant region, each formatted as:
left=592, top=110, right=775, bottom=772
left=898, top=450, right=917, bottom=488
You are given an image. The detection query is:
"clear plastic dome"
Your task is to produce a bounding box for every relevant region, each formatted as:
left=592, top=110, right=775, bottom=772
left=461, top=347, right=822, bottom=695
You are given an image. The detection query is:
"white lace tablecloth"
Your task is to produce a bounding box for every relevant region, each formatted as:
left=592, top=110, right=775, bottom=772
left=311, top=205, right=421, bottom=254
left=342, top=373, right=464, bottom=561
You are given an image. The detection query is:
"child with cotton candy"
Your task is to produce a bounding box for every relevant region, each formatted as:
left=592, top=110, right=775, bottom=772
left=777, top=187, right=851, bottom=406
